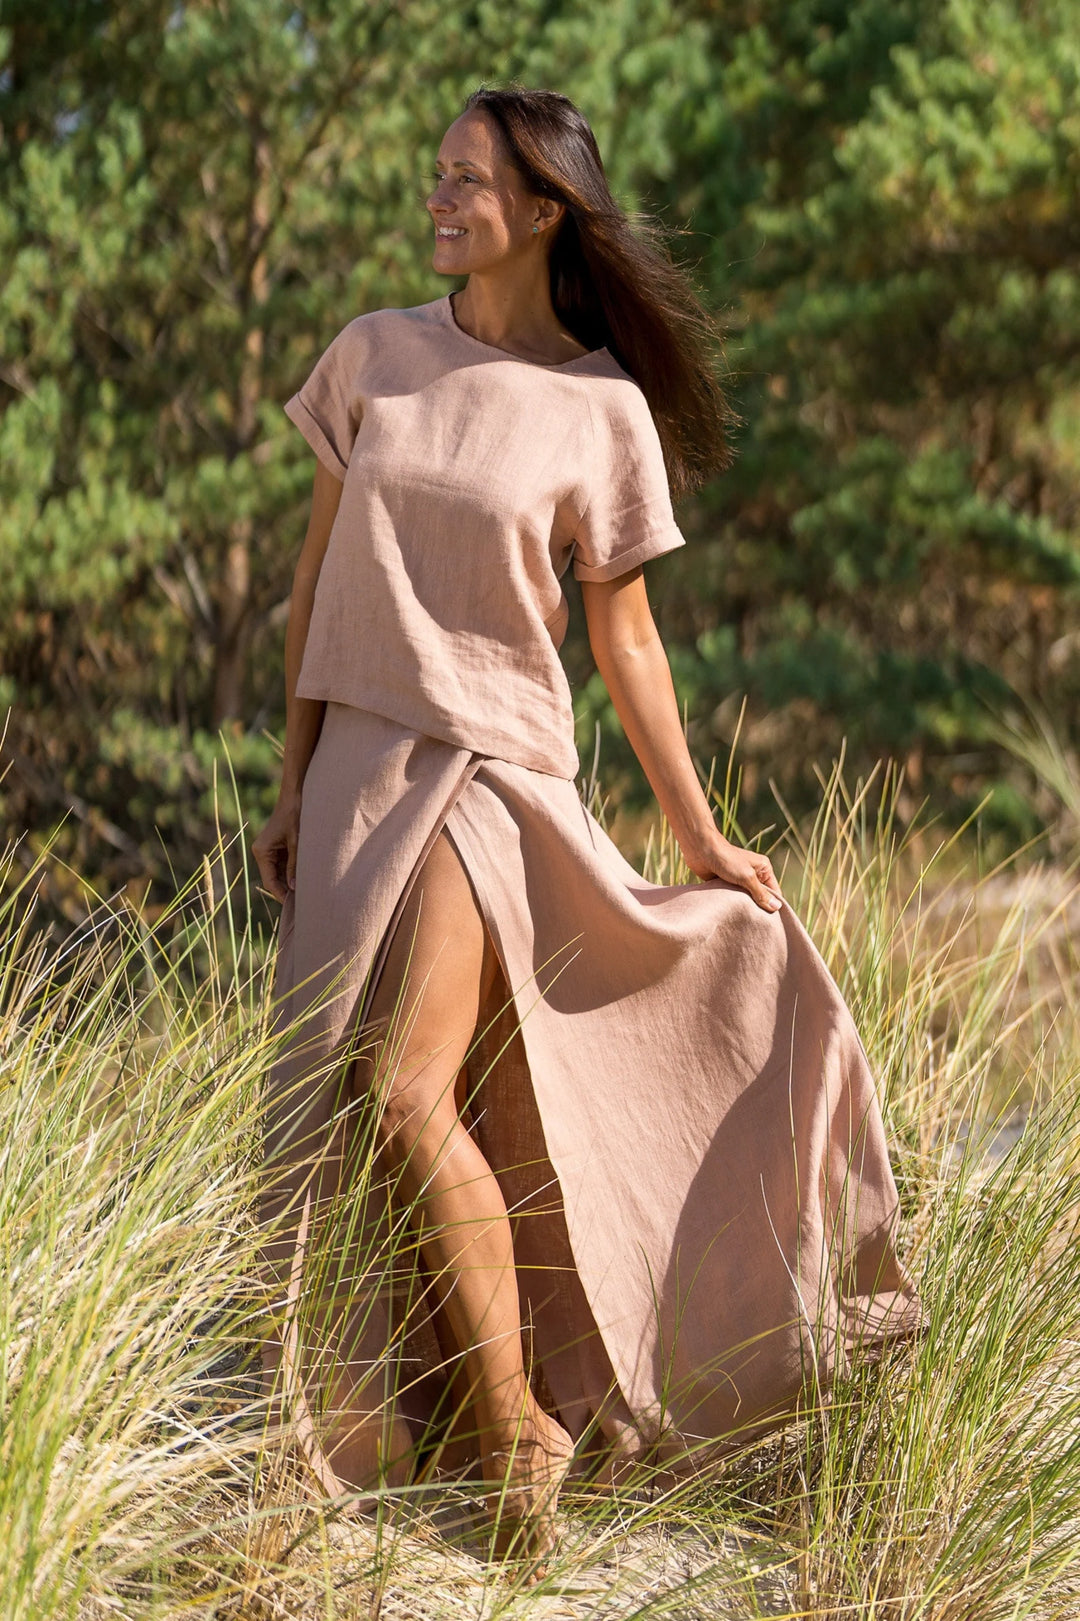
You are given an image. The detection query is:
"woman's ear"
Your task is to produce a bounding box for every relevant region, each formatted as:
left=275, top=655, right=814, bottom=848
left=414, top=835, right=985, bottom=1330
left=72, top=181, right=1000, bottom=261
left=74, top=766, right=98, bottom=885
left=534, top=196, right=565, bottom=235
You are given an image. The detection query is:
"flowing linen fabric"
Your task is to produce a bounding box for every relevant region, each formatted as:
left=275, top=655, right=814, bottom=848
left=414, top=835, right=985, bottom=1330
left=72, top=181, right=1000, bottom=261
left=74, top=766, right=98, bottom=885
left=261, top=297, right=920, bottom=1487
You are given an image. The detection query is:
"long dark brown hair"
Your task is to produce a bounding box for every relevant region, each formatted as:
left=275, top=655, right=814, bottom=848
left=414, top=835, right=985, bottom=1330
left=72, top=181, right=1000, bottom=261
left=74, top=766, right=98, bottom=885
left=462, top=84, right=735, bottom=499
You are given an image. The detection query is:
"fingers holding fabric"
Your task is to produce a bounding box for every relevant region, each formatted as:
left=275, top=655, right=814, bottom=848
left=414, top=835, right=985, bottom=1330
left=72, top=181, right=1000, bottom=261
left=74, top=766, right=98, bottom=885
left=680, top=831, right=784, bottom=914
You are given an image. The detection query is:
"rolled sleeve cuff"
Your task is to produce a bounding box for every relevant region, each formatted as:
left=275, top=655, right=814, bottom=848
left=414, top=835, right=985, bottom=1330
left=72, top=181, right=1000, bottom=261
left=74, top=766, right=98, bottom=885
left=284, top=392, right=347, bottom=481
left=572, top=526, right=685, bottom=583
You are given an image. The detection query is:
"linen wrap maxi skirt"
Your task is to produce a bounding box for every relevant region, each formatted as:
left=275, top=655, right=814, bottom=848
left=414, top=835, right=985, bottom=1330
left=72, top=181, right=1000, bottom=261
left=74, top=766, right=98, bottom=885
left=261, top=702, right=920, bottom=1483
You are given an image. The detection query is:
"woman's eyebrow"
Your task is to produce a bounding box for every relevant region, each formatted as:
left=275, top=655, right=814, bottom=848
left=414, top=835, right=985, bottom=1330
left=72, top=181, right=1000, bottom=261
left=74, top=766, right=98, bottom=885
left=435, top=158, right=487, bottom=174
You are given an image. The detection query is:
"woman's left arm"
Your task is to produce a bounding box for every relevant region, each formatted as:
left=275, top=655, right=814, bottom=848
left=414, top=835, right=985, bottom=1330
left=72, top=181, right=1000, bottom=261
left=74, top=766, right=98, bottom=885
left=581, top=567, right=783, bottom=914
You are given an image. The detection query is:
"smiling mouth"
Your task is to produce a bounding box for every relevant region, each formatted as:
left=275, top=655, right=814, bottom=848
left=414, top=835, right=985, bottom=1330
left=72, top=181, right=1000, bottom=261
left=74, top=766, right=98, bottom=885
left=435, top=227, right=468, bottom=239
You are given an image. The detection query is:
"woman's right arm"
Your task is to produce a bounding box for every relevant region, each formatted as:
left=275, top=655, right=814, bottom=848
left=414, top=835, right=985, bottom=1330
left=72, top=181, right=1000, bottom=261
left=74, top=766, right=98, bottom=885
left=251, top=460, right=343, bottom=901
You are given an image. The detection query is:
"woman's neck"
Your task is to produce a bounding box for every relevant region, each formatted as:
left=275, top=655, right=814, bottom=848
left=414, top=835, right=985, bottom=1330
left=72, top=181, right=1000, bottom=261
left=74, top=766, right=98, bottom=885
left=451, top=274, right=589, bottom=366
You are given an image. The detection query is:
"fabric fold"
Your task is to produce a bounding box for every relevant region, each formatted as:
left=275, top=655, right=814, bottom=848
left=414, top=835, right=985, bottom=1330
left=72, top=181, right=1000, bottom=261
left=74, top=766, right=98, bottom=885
left=260, top=703, right=920, bottom=1482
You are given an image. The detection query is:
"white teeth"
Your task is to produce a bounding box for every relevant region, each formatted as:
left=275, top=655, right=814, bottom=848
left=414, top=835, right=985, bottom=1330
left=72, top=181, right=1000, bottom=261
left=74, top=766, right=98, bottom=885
left=436, top=227, right=466, bottom=238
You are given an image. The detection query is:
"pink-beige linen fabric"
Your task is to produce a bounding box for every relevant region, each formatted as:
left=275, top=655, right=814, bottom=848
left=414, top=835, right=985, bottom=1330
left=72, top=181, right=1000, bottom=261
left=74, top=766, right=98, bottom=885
left=284, top=295, right=686, bottom=778
left=263, top=297, right=920, bottom=1482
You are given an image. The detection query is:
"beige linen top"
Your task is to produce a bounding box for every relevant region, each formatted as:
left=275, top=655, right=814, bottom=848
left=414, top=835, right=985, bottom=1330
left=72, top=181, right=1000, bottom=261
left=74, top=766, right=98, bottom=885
left=284, top=294, right=686, bottom=778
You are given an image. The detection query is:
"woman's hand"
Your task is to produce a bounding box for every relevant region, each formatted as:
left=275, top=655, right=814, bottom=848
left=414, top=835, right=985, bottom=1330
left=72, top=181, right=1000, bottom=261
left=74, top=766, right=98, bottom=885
left=678, top=827, right=784, bottom=913
left=252, top=790, right=302, bottom=902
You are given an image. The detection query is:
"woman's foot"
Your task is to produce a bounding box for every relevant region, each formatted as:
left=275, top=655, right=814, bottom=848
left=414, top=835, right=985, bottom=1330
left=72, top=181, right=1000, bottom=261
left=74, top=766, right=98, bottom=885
left=483, top=1405, right=575, bottom=1573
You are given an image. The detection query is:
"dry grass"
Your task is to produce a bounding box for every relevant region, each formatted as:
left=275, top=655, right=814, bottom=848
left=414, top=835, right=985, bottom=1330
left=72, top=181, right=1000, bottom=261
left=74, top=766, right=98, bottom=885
left=3, top=750, right=1079, bottom=1621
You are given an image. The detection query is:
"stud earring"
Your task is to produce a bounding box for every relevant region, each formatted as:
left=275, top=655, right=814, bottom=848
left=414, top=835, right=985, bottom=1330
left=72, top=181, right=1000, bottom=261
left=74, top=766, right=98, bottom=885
left=532, top=224, right=540, bottom=233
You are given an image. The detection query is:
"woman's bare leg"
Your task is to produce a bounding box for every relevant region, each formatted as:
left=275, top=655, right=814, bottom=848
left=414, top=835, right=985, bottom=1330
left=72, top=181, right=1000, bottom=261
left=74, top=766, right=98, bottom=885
left=348, top=832, right=573, bottom=1553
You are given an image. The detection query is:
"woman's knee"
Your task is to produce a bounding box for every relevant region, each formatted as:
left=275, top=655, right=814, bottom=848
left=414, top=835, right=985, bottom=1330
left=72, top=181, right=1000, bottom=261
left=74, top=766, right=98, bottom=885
left=375, top=1075, right=462, bottom=1170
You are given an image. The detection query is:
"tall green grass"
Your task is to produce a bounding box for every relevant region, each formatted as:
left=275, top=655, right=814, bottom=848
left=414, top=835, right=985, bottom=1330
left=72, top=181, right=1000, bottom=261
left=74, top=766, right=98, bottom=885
left=2, top=753, right=1078, bottom=1620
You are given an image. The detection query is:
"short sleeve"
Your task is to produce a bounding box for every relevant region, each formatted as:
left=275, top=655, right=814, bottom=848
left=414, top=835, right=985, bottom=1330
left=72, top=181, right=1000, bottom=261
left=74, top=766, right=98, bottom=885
left=283, top=318, right=366, bottom=480
left=571, top=381, right=687, bottom=582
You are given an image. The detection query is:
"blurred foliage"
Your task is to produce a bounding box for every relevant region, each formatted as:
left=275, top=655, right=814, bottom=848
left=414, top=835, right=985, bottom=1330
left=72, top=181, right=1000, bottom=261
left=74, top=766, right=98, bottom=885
left=1, top=0, right=1078, bottom=923
left=573, top=0, right=1080, bottom=848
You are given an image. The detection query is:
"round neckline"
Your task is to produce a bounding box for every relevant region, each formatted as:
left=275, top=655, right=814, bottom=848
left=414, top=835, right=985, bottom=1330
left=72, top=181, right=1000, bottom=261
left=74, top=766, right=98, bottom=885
left=440, top=293, right=608, bottom=371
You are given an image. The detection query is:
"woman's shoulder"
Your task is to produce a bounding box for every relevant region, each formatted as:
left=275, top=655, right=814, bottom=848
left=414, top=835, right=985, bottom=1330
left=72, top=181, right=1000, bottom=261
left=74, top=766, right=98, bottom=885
left=317, top=299, right=441, bottom=353
left=574, top=353, right=660, bottom=439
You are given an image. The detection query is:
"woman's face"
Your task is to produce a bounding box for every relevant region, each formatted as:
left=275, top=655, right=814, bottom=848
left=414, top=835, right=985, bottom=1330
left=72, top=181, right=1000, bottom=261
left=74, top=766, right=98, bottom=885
left=427, top=110, right=558, bottom=273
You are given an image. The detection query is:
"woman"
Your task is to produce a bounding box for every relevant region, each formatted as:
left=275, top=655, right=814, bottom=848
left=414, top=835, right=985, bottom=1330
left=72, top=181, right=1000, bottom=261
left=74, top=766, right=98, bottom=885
left=254, top=85, right=919, bottom=1560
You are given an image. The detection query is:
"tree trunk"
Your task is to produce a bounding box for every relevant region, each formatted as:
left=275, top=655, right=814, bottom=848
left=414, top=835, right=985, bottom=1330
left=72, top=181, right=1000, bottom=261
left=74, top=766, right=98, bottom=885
left=212, top=520, right=253, bottom=725
left=211, top=124, right=270, bottom=726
